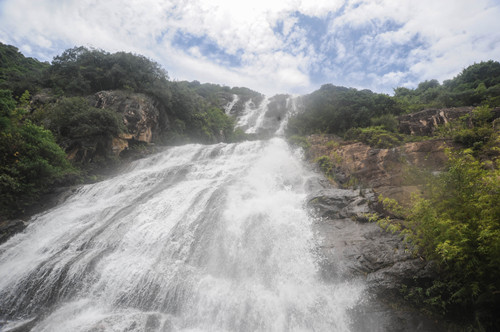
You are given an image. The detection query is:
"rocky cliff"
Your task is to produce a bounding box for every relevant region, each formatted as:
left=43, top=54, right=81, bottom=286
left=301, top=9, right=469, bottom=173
left=398, top=106, right=500, bottom=136
left=90, top=90, right=161, bottom=156
left=304, top=182, right=445, bottom=331
left=398, top=107, right=472, bottom=136
left=307, top=135, right=452, bottom=207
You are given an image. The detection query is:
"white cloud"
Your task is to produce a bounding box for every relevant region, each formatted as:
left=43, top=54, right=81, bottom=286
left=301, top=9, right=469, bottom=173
left=0, top=0, right=499, bottom=95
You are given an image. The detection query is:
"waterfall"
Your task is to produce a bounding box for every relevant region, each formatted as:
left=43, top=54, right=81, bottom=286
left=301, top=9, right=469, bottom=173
left=0, top=96, right=366, bottom=332
left=224, top=94, right=239, bottom=115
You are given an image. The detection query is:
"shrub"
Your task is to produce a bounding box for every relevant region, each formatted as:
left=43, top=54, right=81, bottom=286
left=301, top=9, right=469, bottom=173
left=370, top=114, right=399, bottom=132
left=314, top=155, right=334, bottom=177
left=1, top=90, right=75, bottom=217
left=344, top=126, right=405, bottom=148
left=378, top=150, right=500, bottom=329
left=45, top=97, right=125, bottom=163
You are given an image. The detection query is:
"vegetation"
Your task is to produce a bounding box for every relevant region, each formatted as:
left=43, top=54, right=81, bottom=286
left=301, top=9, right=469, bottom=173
left=378, top=149, right=500, bottom=330
left=0, top=90, right=75, bottom=218
left=287, top=135, right=311, bottom=150
left=286, top=84, right=402, bottom=137
left=368, top=104, right=500, bottom=329
left=314, top=155, right=335, bottom=178
left=287, top=61, right=500, bottom=141
left=44, top=97, right=126, bottom=165
left=0, top=43, right=49, bottom=97
left=393, top=61, right=500, bottom=111
left=344, top=126, right=405, bottom=148
left=435, top=105, right=496, bottom=154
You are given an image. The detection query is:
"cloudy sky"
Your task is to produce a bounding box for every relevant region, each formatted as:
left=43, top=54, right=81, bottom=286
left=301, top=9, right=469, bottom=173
left=1, top=0, right=500, bottom=96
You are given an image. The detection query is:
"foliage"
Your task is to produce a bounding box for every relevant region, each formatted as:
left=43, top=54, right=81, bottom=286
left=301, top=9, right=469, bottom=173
left=378, top=150, right=500, bottom=329
left=0, top=90, right=74, bottom=218
left=192, top=106, right=235, bottom=143
left=43, top=47, right=255, bottom=145
left=435, top=106, right=496, bottom=154
left=344, top=126, right=405, bottom=148
left=394, top=61, right=500, bottom=112
left=286, top=84, right=402, bottom=136
left=0, top=43, right=49, bottom=98
left=47, top=46, right=169, bottom=97
left=287, top=61, right=500, bottom=140
left=160, top=82, right=237, bottom=144
left=43, top=97, right=125, bottom=164
left=370, top=113, right=399, bottom=132
left=314, top=155, right=334, bottom=178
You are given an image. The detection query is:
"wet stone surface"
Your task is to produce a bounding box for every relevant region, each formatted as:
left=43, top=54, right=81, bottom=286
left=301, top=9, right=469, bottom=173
left=308, top=187, right=446, bottom=331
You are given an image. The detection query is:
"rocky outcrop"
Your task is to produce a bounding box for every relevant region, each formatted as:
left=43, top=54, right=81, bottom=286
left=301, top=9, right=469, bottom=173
left=90, top=90, right=160, bottom=156
left=398, top=106, right=500, bottom=136
left=307, top=188, right=436, bottom=289
left=305, top=185, right=445, bottom=331
left=397, top=107, right=472, bottom=136
left=307, top=135, right=453, bottom=206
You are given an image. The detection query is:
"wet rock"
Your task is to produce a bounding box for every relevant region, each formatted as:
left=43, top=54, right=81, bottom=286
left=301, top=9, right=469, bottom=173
left=310, top=188, right=437, bottom=294
left=307, top=188, right=375, bottom=221
left=309, top=187, right=442, bottom=330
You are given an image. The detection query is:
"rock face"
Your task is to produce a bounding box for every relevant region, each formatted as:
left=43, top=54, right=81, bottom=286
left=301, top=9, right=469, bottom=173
left=398, top=106, right=500, bottom=136
left=398, top=107, right=473, bottom=136
left=305, top=186, right=444, bottom=331
left=90, top=90, right=160, bottom=156
left=307, top=135, right=452, bottom=206
left=307, top=189, right=435, bottom=291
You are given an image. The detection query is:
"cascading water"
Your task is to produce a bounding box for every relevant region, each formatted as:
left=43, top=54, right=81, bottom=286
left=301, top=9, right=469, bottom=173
left=0, top=95, right=366, bottom=331
left=224, top=94, right=239, bottom=115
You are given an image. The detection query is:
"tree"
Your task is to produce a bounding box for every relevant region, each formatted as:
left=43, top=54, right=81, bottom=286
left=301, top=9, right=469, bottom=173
left=0, top=90, right=74, bottom=218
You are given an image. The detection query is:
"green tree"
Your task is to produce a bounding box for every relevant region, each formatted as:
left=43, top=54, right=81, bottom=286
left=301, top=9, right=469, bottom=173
left=379, top=150, right=500, bottom=329
left=0, top=90, right=74, bottom=218
left=44, top=97, right=125, bottom=164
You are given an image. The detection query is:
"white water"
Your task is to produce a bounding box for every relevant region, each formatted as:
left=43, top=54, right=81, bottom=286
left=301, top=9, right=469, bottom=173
left=224, top=94, right=239, bottom=115
left=275, top=96, right=301, bottom=137
left=235, top=98, right=271, bottom=134
left=0, top=98, right=365, bottom=331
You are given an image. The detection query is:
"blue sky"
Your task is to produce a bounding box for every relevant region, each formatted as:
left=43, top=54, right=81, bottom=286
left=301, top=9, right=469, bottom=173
left=1, top=0, right=500, bottom=96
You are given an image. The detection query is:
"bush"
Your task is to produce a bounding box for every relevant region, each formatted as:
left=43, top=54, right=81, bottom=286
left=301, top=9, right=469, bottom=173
left=314, top=155, right=334, bottom=178
left=370, top=114, right=399, bottom=132
left=45, top=97, right=125, bottom=163
left=1, top=90, right=74, bottom=217
left=453, top=127, right=493, bottom=149
left=344, top=126, right=405, bottom=148
left=378, top=150, right=500, bottom=329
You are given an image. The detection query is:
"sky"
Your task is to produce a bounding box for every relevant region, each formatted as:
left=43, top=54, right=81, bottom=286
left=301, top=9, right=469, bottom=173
left=1, top=0, right=500, bottom=96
